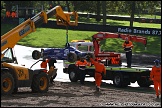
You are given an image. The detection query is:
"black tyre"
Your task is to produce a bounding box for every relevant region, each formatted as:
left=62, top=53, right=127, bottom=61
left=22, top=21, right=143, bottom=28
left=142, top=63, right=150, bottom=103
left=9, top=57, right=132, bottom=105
left=67, top=52, right=77, bottom=62
left=86, top=53, right=95, bottom=62
left=137, top=77, right=152, bottom=87
left=69, top=68, right=78, bottom=82
left=1, top=72, right=15, bottom=95
left=32, top=50, right=41, bottom=60
left=12, top=86, right=18, bottom=94
left=113, top=72, right=129, bottom=87
left=31, top=72, right=49, bottom=93
left=87, top=53, right=95, bottom=59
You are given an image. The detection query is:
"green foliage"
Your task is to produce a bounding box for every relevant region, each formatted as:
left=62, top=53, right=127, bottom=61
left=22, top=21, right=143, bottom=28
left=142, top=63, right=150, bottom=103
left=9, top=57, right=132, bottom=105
left=2, top=1, right=161, bottom=16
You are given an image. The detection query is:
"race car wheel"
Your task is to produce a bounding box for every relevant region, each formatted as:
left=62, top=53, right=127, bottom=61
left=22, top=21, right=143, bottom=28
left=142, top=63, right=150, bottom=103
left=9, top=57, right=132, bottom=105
left=87, top=53, right=95, bottom=59
left=67, top=53, right=77, bottom=62
left=86, top=53, right=95, bottom=62
left=32, top=50, right=41, bottom=60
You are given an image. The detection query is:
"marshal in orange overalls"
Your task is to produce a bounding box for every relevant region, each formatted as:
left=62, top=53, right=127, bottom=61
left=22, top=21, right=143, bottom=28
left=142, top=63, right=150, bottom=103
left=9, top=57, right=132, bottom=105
left=150, top=60, right=161, bottom=98
left=90, top=58, right=106, bottom=90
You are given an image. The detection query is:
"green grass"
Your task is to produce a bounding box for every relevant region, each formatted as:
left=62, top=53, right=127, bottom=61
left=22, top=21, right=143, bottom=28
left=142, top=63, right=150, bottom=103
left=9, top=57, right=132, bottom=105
left=49, top=17, right=161, bottom=29
left=77, top=17, right=161, bottom=29
left=17, top=28, right=97, bottom=48
left=113, top=14, right=161, bottom=19
left=1, top=22, right=161, bottom=56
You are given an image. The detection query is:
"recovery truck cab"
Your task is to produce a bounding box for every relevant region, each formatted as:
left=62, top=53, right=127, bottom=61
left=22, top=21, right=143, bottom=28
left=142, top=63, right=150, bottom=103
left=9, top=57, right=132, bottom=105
left=63, top=32, right=153, bottom=88
left=69, top=40, right=94, bottom=52
left=1, top=6, right=78, bottom=95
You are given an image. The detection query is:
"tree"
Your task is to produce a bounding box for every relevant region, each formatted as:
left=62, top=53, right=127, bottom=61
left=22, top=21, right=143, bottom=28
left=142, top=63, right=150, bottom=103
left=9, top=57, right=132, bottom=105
left=102, top=1, right=106, bottom=25
left=65, top=1, right=70, bottom=12
left=96, top=1, right=101, bottom=22
left=130, top=1, right=135, bottom=28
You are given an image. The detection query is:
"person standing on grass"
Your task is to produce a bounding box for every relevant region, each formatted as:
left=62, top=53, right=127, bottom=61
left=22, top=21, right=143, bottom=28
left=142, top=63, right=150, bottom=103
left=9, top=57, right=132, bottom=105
left=150, top=59, right=161, bottom=99
left=122, top=37, right=133, bottom=68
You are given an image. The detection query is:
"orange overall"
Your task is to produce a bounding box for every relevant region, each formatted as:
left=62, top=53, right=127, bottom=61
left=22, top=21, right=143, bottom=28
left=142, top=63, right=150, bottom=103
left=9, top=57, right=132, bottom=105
left=150, top=65, right=161, bottom=96
left=90, top=58, right=106, bottom=87
left=40, top=59, right=49, bottom=73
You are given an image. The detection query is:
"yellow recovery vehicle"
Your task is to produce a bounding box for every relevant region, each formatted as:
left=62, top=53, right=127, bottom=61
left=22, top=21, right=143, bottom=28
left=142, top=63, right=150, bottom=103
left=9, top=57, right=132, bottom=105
left=1, top=6, right=78, bottom=95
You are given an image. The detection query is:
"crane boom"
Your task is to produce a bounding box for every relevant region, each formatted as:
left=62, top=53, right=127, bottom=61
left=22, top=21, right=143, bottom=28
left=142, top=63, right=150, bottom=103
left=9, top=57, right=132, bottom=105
left=92, top=32, right=147, bottom=66
left=1, top=6, right=78, bottom=54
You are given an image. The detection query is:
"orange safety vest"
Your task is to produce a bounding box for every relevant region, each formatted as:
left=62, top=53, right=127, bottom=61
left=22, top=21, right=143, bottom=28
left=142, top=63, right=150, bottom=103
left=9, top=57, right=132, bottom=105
left=122, top=41, right=133, bottom=52
left=40, top=59, right=49, bottom=68
left=75, top=59, right=90, bottom=70
left=150, top=65, right=161, bottom=81
left=90, top=58, right=106, bottom=75
left=40, top=59, right=49, bottom=72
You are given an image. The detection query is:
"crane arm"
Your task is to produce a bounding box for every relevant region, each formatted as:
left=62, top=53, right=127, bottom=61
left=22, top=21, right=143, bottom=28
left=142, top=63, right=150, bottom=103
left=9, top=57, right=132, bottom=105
left=92, top=32, right=147, bottom=56
left=1, top=6, right=78, bottom=54
left=92, top=32, right=147, bottom=46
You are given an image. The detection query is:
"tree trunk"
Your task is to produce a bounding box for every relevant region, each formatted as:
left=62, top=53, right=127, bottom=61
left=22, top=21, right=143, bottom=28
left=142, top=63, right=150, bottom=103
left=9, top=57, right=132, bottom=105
left=102, top=1, right=106, bottom=25
left=66, top=1, right=70, bottom=12
left=130, top=1, right=135, bottom=29
left=96, top=1, right=101, bottom=22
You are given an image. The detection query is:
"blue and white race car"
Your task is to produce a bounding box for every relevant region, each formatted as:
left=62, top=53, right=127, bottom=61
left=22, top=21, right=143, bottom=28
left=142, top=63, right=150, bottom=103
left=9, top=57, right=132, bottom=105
left=32, top=40, right=94, bottom=62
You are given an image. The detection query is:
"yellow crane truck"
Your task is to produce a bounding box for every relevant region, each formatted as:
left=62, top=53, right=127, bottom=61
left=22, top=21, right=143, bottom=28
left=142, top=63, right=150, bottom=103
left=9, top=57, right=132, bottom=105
left=1, top=6, right=78, bottom=95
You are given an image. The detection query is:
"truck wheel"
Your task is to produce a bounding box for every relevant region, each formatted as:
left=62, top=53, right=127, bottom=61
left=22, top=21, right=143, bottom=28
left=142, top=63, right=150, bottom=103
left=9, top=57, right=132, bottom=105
left=67, top=53, right=77, bottom=63
left=1, top=72, right=15, bottom=95
left=137, top=77, right=152, bottom=87
left=69, top=68, right=78, bottom=82
left=31, top=72, right=49, bottom=93
left=113, top=73, right=128, bottom=87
